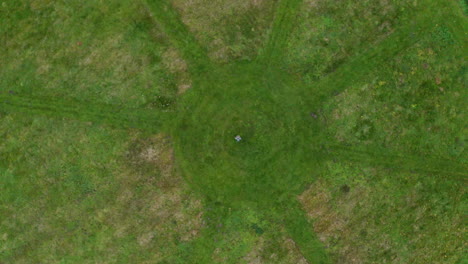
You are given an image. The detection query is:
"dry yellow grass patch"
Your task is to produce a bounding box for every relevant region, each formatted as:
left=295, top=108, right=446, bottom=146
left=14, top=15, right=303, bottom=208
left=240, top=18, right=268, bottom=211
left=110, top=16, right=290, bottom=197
left=102, top=133, right=203, bottom=256
left=2, top=1, right=179, bottom=108
left=28, top=28, right=159, bottom=106
left=279, top=238, right=309, bottom=264
left=242, top=235, right=309, bottom=264
left=162, top=47, right=188, bottom=73
left=161, top=47, right=192, bottom=94
left=298, top=169, right=465, bottom=264
left=242, top=237, right=266, bottom=264
left=298, top=179, right=370, bottom=263
left=170, top=0, right=275, bottom=63
left=138, top=133, right=175, bottom=179
left=29, top=0, right=49, bottom=9
left=304, top=0, right=319, bottom=9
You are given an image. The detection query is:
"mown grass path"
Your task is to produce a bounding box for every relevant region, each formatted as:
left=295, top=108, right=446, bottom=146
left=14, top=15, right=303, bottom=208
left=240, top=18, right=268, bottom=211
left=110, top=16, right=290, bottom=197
left=0, top=93, right=174, bottom=133
left=258, top=0, right=303, bottom=64
left=143, top=0, right=211, bottom=74
left=1, top=0, right=467, bottom=263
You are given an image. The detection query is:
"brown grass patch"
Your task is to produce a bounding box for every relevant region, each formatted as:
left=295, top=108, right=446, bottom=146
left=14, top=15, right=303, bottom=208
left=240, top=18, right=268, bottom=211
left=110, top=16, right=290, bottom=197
left=127, top=133, right=178, bottom=187
left=162, top=47, right=188, bottom=73
left=243, top=235, right=309, bottom=264
left=103, top=133, right=203, bottom=256
left=298, top=164, right=466, bottom=264
left=298, top=179, right=367, bottom=263
left=29, top=0, right=53, bottom=10
left=242, top=237, right=265, bottom=264
left=161, top=47, right=192, bottom=94
left=170, top=0, right=276, bottom=63
left=280, top=238, right=310, bottom=264
left=3, top=1, right=177, bottom=107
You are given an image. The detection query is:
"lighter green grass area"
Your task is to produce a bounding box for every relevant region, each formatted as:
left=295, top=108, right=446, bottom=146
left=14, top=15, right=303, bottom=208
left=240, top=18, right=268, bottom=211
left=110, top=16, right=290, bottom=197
left=1, top=0, right=467, bottom=263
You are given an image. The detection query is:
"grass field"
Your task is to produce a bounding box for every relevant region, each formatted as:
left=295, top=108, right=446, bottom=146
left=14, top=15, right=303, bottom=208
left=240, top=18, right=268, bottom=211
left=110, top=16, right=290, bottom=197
left=1, top=0, right=467, bottom=263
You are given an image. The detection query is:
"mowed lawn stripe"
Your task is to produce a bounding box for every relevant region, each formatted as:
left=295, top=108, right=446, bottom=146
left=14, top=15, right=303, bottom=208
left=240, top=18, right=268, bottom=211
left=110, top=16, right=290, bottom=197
left=304, top=0, right=467, bottom=179
left=0, top=94, right=174, bottom=133
left=303, top=0, right=455, bottom=106
left=324, top=144, right=468, bottom=178
left=281, top=200, right=331, bottom=264
left=143, top=0, right=211, bottom=74
left=258, top=0, right=303, bottom=64
left=308, top=21, right=431, bottom=105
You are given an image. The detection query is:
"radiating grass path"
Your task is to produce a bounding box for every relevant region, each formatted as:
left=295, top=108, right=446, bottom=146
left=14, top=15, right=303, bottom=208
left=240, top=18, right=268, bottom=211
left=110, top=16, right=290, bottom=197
left=1, top=0, right=467, bottom=263
left=143, top=0, right=211, bottom=74
left=258, top=0, right=303, bottom=64
left=0, top=93, right=174, bottom=133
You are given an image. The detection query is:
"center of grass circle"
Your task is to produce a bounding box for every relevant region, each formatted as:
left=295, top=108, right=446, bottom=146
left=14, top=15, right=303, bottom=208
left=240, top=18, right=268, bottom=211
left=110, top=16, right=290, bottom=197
left=172, top=62, right=318, bottom=202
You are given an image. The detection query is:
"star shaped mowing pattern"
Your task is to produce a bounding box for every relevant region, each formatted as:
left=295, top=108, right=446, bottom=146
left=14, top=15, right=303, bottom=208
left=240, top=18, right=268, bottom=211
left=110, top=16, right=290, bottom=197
left=1, top=0, right=466, bottom=263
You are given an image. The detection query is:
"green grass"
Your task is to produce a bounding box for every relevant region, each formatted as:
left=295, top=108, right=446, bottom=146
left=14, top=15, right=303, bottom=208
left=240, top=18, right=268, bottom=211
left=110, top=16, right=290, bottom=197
left=0, top=93, right=174, bottom=133
left=1, top=0, right=467, bottom=263
left=143, top=0, right=210, bottom=71
left=258, top=0, right=302, bottom=63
